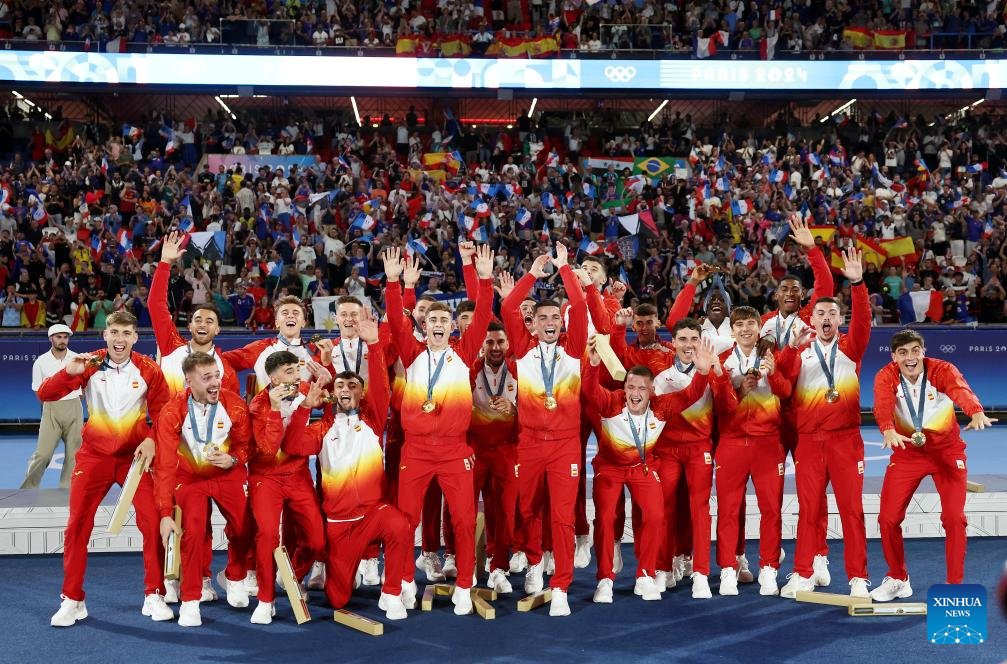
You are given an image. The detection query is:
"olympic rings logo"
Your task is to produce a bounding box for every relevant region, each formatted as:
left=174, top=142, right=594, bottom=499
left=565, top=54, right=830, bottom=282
left=939, top=345, right=956, bottom=353
left=604, top=66, right=637, bottom=82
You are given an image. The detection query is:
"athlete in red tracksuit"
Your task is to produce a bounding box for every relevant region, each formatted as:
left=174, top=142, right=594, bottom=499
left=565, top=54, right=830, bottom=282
left=246, top=351, right=326, bottom=623
left=581, top=343, right=714, bottom=602
left=777, top=248, right=871, bottom=599
left=468, top=322, right=520, bottom=593
left=716, top=306, right=791, bottom=597
left=652, top=321, right=736, bottom=599
left=500, top=245, right=586, bottom=617
left=283, top=329, right=416, bottom=621
left=154, top=352, right=254, bottom=627
left=382, top=244, right=495, bottom=615
left=152, top=231, right=240, bottom=600
left=870, top=329, right=994, bottom=599
left=45, top=312, right=171, bottom=628
left=759, top=217, right=835, bottom=581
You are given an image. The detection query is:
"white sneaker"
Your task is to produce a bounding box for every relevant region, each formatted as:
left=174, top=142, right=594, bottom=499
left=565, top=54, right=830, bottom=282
left=243, top=571, right=259, bottom=594
left=543, top=551, right=555, bottom=576
left=451, top=585, right=473, bottom=616
left=673, top=555, right=691, bottom=584
left=780, top=573, right=815, bottom=599
left=737, top=555, right=754, bottom=583
left=593, top=578, right=614, bottom=603
left=870, top=576, right=912, bottom=602
left=849, top=577, right=871, bottom=599
left=400, top=580, right=418, bottom=609
left=200, top=576, right=218, bottom=602
left=359, top=558, right=381, bottom=586
left=509, top=551, right=528, bottom=573
left=613, top=542, right=624, bottom=575
left=178, top=600, right=201, bottom=627
left=50, top=596, right=87, bottom=627
left=719, top=568, right=739, bottom=596
left=142, top=593, right=174, bottom=621
left=758, top=567, right=780, bottom=596
left=379, top=592, right=408, bottom=620
left=217, top=571, right=250, bottom=608
left=682, top=557, right=694, bottom=577
left=485, top=557, right=492, bottom=575
left=487, top=569, right=513, bottom=594
left=574, top=535, right=591, bottom=569
left=655, top=570, right=669, bottom=592
left=549, top=588, right=570, bottom=616
left=250, top=600, right=275, bottom=625
left=691, top=573, right=712, bottom=599
left=524, top=560, right=544, bottom=593
left=442, top=554, right=458, bottom=579
left=812, top=555, right=831, bottom=587
left=417, top=552, right=446, bottom=582
left=634, top=575, right=662, bottom=601
left=305, top=561, right=326, bottom=590
left=164, top=579, right=180, bottom=604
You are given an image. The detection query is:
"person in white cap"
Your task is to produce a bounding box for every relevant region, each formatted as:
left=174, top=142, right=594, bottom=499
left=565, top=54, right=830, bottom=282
left=21, top=324, right=83, bottom=488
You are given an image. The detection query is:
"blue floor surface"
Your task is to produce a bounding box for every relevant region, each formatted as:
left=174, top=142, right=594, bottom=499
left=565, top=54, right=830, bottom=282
left=3, top=539, right=1005, bottom=663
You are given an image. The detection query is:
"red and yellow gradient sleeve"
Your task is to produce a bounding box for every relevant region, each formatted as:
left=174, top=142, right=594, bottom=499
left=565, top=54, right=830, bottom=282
left=362, top=342, right=389, bottom=433
left=139, top=356, right=170, bottom=438
left=581, top=361, right=625, bottom=420
left=221, top=338, right=273, bottom=372
left=150, top=262, right=186, bottom=356
left=500, top=272, right=538, bottom=357
left=560, top=265, right=588, bottom=357
left=929, top=358, right=984, bottom=418
left=386, top=279, right=424, bottom=367
left=153, top=394, right=185, bottom=517
left=223, top=391, right=252, bottom=466
left=653, top=372, right=711, bottom=420
left=665, top=282, right=697, bottom=330
left=457, top=279, right=494, bottom=364
left=710, top=369, right=739, bottom=419
left=37, top=367, right=86, bottom=402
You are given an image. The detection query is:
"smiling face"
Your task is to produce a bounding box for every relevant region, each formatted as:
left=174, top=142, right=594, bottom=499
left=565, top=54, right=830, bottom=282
left=413, top=299, right=432, bottom=327
left=336, top=301, right=362, bottom=338
left=633, top=314, right=658, bottom=345
left=456, top=310, right=474, bottom=335
left=533, top=305, right=562, bottom=343
left=811, top=300, right=842, bottom=343
left=483, top=330, right=509, bottom=367
left=706, top=291, right=728, bottom=326
left=331, top=375, right=364, bottom=411
left=892, top=341, right=925, bottom=381
left=519, top=300, right=536, bottom=330
left=776, top=277, right=803, bottom=315
left=624, top=373, right=653, bottom=415
left=186, top=363, right=222, bottom=404
left=188, top=307, right=220, bottom=346
left=581, top=259, right=607, bottom=288
left=672, top=327, right=701, bottom=362
left=275, top=302, right=306, bottom=340
left=103, top=322, right=137, bottom=363
left=425, top=308, right=454, bottom=350
left=731, top=316, right=760, bottom=351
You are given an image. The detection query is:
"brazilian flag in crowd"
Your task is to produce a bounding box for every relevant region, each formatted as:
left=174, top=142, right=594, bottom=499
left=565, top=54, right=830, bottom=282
left=634, top=156, right=690, bottom=178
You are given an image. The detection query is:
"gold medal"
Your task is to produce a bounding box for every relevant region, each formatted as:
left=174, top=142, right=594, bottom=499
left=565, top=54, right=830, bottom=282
left=747, top=368, right=761, bottom=378
left=824, top=387, right=840, bottom=403
left=543, top=396, right=558, bottom=411
left=910, top=430, right=927, bottom=447
left=87, top=355, right=103, bottom=367
left=421, top=400, right=437, bottom=414
left=308, top=334, right=324, bottom=346
left=202, top=443, right=219, bottom=456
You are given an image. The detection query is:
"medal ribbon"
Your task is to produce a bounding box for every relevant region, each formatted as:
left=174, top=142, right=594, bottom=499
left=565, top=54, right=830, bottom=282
left=775, top=313, right=798, bottom=349
left=733, top=345, right=762, bottom=374
left=339, top=337, right=363, bottom=375
left=674, top=356, right=695, bottom=374
left=426, top=349, right=449, bottom=403
left=539, top=342, right=559, bottom=400
left=898, top=366, right=928, bottom=434
left=481, top=363, right=508, bottom=399
left=626, top=408, right=650, bottom=467
left=813, top=340, right=838, bottom=395
left=187, top=396, right=218, bottom=448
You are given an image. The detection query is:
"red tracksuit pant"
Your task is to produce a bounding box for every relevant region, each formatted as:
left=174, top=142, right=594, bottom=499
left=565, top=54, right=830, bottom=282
left=473, top=444, right=520, bottom=572
left=576, top=420, right=592, bottom=538
left=656, top=441, right=713, bottom=575
left=878, top=448, right=968, bottom=584
left=250, top=471, right=325, bottom=602
left=325, top=503, right=412, bottom=607
left=175, top=476, right=252, bottom=602
left=517, top=433, right=580, bottom=591
left=63, top=447, right=164, bottom=600
left=715, top=435, right=785, bottom=570
left=783, top=418, right=829, bottom=557
left=793, top=429, right=867, bottom=580
left=398, top=438, right=475, bottom=589
left=593, top=462, right=664, bottom=581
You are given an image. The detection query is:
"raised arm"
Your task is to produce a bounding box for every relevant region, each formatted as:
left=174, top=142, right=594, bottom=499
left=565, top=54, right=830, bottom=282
left=383, top=247, right=422, bottom=366
left=149, top=232, right=187, bottom=354
left=561, top=262, right=588, bottom=357
left=841, top=249, right=871, bottom=362
left=501, top=253, right=551, bottom=353
left=459, top=241, right=479, bottom=300
left=459, top=245, right=496, bottom=362
left=581, top=348, right=625, bottom=416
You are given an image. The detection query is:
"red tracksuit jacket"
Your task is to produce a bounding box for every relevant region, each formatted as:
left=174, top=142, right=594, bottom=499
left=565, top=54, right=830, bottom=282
left=610, top=324, right=676, bottom=376
left=652, top=358, right=736, bottom=450
left=247, top=381, right=317, bottom=478
left=38, top=350, right=169, bottom=456
left=150, top=262, right=239, bottom=397
left=153, top=389, right=253, bottom=517
left=873, top=358, right=983, bottom=453
left=759, top=246, right=834, bottom=347
left=468, top=355, right=519, bottom=449
left=718, top=344, right=791, bottom=437
left=501, top=266, right=587, bottom=441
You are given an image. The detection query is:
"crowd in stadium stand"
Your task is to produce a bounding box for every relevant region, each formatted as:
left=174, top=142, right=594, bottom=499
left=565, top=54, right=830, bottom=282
left=1, top=98, right=1006, bottom=334
left=0, top=0, right=1004, bottom=56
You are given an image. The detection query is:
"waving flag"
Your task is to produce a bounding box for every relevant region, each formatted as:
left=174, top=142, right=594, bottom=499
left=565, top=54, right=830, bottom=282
left=178, top=196, right=194, bottom=232
left=733, top=245, right=756, bottom=268
left=714, top=155, right=726, bottom=173
left=617, top=212, right=640, bottom=235
left=187, top=231, right=227, bottom=261
left=351, top=211, right=376, bottom=231
left=768, top=169, right=786, bottom=183
left=872, top=164, right=893, bottom=188
left=898, top=289, right=943, bottom=324
left=291, top=226, right=302, bottom=249
left=579, top=237, right=602, bottom=255
left=470, top=225, right=490, bottom=243
left=406, top=235, right=428, bottom=257
left=624, top=174, right=646, bottom=194
left=893, top=117, right=909, bottom=129
left=515, top=207, right=532, bottom=227
left=541, top=192, right=556, bottom=209
left=418, top=212, right=434, bottom=229
left=808, top=152, right=821, bottom=167
left=695, top=34, right=719, bottom=59
left=117, top=228, right=132, bottom=252
left=267, top=259, right=284, bottom=278
left=122, top=124, right=141, bottom=139
left=965, top=162, right=987, bottom=174
left=582, top=182, right=596, bottom=198
left=731, top=199, right=750, bottom=215
left=471, top=198, right=490, bottom=217
left=715, top=176, right=730, bottom=191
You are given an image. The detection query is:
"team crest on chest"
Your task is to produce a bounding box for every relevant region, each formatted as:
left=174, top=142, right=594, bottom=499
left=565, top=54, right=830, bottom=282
left=131, top=381, right=139, bottom=389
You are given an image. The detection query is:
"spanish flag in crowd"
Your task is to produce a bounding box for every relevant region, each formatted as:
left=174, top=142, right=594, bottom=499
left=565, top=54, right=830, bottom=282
left=396, top=36, right=419, bottom=55
left=873, top=30, right=907, bottom=49
left=842, top=27, right=875, bottom=49
left=440, top=35, right=472, bottom=57
left=880, top=236, right=916, bottom=259
left=843, top=27, right=909, bottom=49
left=525, top=36, right=560, bottom=58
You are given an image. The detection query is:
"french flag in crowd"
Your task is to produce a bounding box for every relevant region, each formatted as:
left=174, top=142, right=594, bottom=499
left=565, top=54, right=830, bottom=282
left=546, top=151, right=560, bottom=169
left=515, top=207, right=532, bottom=227
left=579, top=237, right=602, bottom=255
left=122, top=124, right=141, bottom=139
left=808, top=153, right=821, bottom=167
left=117, top=228, right=132, bottom=252
left=337, top=153, right=351, bottom=170
left=178, top=196, right=194, bottom=232
left=731, top=199, right=750, bottom=215
left=291, top=227, right=301, bottom=249
left=714, top=155, right=726, bottom=172
left=715, top=176, right=730, bottom=191
left=418, top=212, right=434, bottom=228
left=406, top=235, right=428, bottom=257
left=541, top=192, right=557, bottom=209
left=733, top=245, right=756, bottom=268
left=768, top=169, right=786, bottom=183
left=966, top=162, right=987, bottom=174
left=582, top=182, right=596, bottom=198
left=893, top=117, right=909, bottom=129
left=470, top=225, right=490, bottom=243
left=695, top=33, right=719, bottom=59
left=351, top=212, right=376, bottom=231
left=471, top=198, right=490, bottom=217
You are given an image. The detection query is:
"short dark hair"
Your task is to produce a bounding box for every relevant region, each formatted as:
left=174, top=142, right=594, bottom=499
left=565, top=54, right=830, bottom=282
left=456, top=300, right=476, bottom=314
left=626, top=365, right=654, bottom=381
left=182, top=351, right=217, bottom=375
left=417, top=293, right=439, bottom=304
left=891, top=329, right=925, bottom=352
left=334, top=370, right=364, bottom=385
left=264, top=350, right=300, bottom=376
left=581, top=255, right=607, bottom=275
left=273, top=295, right=306, bottom=315
left=779, top=274, right=803, bottom=285
left=635, top=303, right=658, bottom=317
left=671, top=317, right=703, bottom=337
left=814, top=297, right=840, bottom=309
left=487, top=320, right=505, bottom=333
left=426, top=302, right=452, bottom=316
left=336, top=295, right=363, bottom=308
left=192, top=302, right=220, bottom=322
left=534, top=299, right=560, bottom=311
left=730, top=306, right=761, bottom=325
